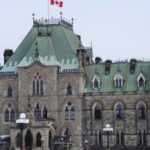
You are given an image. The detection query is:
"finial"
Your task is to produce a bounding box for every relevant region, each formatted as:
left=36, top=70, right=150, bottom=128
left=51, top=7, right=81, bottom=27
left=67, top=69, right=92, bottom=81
left=32, top=13, right=35, bottom=21
left=60, top=12, right=63, bottom=19
left=71, top=18, right=74, bottom=26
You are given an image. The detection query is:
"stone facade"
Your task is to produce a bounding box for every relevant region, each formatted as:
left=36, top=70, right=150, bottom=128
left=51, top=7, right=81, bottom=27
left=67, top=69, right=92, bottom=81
left=0, top=18, right=150, bottom=150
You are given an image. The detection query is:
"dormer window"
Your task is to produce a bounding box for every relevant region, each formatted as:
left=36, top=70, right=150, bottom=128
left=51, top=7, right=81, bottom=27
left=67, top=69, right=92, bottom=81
left=92, top=75, right=100, bottom=89
left=137, top=73, right=146, bottom=87
left=114, top=74, right=123, bottom=88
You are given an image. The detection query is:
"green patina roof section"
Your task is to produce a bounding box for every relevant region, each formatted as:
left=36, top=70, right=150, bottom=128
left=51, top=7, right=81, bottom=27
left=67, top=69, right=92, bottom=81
left=84, top=62, right=150, bottom=93
left=1, top=24, right=80, bottom=72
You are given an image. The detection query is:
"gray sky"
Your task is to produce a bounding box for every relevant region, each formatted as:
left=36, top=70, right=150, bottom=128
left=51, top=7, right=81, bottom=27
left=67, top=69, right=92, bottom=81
left=0, top=0, right=150, bottom=65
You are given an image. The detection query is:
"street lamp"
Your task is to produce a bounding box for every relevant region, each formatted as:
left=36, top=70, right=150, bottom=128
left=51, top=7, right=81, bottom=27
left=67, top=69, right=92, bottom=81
left=84, top=139, right=88, bottom=150
left=41, top=137, right=45, bottom=150
left=103, top=124, right=113, bottom=149
left=16, top=113, right=29, bottom=150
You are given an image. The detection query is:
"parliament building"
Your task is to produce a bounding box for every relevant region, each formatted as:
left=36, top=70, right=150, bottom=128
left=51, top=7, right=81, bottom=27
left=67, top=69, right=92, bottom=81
left=0, top=17, right=150, bottom=150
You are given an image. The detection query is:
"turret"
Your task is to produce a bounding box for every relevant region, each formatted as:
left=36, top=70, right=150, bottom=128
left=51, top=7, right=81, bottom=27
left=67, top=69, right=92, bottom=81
left=3, top=49, right=13, bottom=65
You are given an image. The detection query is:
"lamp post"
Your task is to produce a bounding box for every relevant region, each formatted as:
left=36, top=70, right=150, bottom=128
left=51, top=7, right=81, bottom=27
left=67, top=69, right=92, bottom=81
left=41, top=137, right=45, bottom=150
left=84, top=139, right=88, bottom=150
left=16, top=113, right=29, bottom=150
left=103, top=124, right=113, bottom=149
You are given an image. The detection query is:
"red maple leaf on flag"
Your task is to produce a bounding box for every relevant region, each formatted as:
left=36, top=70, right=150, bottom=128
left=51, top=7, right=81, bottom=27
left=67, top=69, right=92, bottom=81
left=50, top=0, right=63, bottom=8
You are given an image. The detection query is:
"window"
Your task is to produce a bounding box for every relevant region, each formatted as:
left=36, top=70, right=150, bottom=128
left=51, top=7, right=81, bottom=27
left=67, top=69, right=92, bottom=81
left=114, top=74, right=123, bottom=88
left=65, top=102, right=75, bottom=120
left=7, top=86, right=12, bottom=97
left=4, top=104, right=16, bottom=122
left=116, top=130, right=124, bottom=146
left=92, top=75, right=100, bottom=89
left=43, top=106, right=48, bottom=119
left=94, top=130, right=102, bottom=146
left=137, top=73, right=146, bottom=87
left=33, top=73, right=44, bottom=96
left=34, top=103, right=42, bottom=120
left=66, top=83, right=72, bottom=95
left=137, top=103, right=146, bottom=120
left=63, top=128, right=72, bottom=144
left=115, top=103, right=124, bottom=120
left=138, top=130, right=147, bottom=146
left=36, top=132, right=42, bottom=147
left=94, top=103, right=101, bottom=120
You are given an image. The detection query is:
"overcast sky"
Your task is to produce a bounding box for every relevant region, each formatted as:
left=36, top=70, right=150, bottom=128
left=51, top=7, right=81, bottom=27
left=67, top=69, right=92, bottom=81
left=0, top=0, right=150, bottom=65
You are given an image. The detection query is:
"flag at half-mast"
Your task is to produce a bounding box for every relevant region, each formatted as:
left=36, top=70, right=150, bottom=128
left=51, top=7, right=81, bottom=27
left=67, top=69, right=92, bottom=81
left=50, top=0, right=63, bottom=7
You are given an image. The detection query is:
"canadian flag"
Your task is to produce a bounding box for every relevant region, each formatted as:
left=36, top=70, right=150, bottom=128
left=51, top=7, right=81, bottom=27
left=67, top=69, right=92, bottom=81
left=50, top=0, right=63, bottom=8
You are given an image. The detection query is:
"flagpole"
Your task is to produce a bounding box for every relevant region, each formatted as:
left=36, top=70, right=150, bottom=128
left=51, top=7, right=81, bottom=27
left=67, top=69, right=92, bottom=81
left=47, top=0, right=49, bottom=20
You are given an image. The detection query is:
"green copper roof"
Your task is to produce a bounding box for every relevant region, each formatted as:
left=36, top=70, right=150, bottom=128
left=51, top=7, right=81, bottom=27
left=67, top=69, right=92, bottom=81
left=1, top=19, right=81, bottom=72
left=84, top=62, right=150, bottom=93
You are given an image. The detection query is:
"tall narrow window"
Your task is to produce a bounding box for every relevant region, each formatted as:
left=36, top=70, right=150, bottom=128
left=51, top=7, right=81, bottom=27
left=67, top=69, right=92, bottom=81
left=138, top=103, right=146, bottom=120
left=94, top=79, right=99, bottom=88
left=33, top=73, right=44, bottom=96
left=116, top=131, right=119, bottom=145
left=66, top=83, right=72, bottom=95
left=115, top=104, right=124, bottom=120
left=7, top=86, right=12, bottom=97
left=10, top=108, right=15, bottom=122
left=92, top=75, right=100, bottom=89
left=43, top=106, right=47, bottom=119
left=94, top=103, right=101, bottom=120
left=64, top=102, right=75, bottom=120
left=34, top=103, right=42, bottom=120
left=5, top=108, right=9, bottom=122
left=4, top=105, right=16, bottom=122
left=36, top=132, right=42, bottom=147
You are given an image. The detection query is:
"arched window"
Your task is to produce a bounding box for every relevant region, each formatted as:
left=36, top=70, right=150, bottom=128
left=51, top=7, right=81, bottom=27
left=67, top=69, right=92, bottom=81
left=34, top=103, right=42, bottom=120
left=25, top=130, right=33, bottom=149
left=43, top=106, right=47, bottom=119
left=137, top=103, right=146, bottom=120
left=137, top=73, right=146, bottom=87
left=10, top=108, right=15, bottom=122
left=5, top=108, right=9, bottom=122
left=63, top=128, right=72, bottom=143
left=36, top=132, right=42, bottom=147
left=114, top=74, right=123, bottom=88
left=4, top=105, right=16, bottom=122
left=115, top=103, right=124, bottom=120
left=7, top=86, right=12, bottom=97
left=92, top=75, right=100, bottom=89
left=65, top=102, right=75, bottom=120
left=33, top=73, right=44, bottom=96
left=66, top=83, right=72, bottom=95
left=94, top=103, right=101, bottom=120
